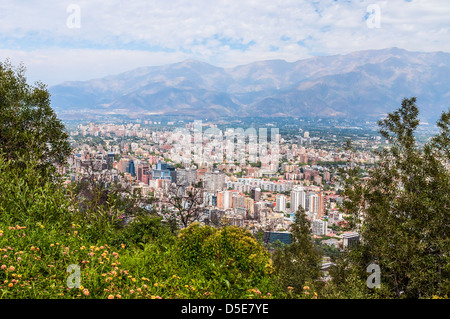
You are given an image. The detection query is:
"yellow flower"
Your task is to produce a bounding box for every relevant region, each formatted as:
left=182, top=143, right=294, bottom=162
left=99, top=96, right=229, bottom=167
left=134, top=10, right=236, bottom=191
left=8, top=283, right=13, bottom=288
left=108, top=295, right=114, bottom=299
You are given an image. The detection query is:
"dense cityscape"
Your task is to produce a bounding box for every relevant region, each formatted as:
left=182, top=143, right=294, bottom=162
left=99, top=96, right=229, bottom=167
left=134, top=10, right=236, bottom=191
left=63, top=120, right=386, bottom=265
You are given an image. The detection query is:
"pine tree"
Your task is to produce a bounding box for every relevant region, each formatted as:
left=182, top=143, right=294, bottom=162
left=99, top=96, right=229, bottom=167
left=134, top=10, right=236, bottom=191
left=338, top=97, right=449, bottom=298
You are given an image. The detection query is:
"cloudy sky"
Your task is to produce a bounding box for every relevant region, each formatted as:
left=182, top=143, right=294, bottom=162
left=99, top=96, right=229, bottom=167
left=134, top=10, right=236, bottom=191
left=0, top=0, right=449, bottom=85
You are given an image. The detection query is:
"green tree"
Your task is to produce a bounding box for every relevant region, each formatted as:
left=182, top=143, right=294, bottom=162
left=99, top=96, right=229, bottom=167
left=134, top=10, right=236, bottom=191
left=344, top=138, right=353, bottom=151
left=0, top=60, right=71, bottom=180
left=337, top=97, right=450, bottom=298
left=272, top=207, right=323, bottom=293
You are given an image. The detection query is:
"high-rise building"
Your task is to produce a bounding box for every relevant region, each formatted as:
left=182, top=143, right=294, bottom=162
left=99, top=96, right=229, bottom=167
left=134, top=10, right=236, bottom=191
left=312, top=219, right=328, bottom=236
left=232, top=194, right=245, bottom=209
left=314, top=175, right=322, bottom=185
left=137, top=163, right=150, bottom=182
left=203, top=171, right=225, bottom=192
left=253, top=201, right=265, bottom=221
left=223, top=190, right=232, bottom=210
left=128, top=160, right=136, bottom=177
left=251, top=187, right=261, bottom=202
left=106, top=152, right=115, bottom=169
left=308, top=193, right=320, bottom=217
left=275, top=195, right=287, bottom=212
left=175, top=168, right=197, bottom=186
left=343, top=232, right=360, bottom=248
left=217, top=191, right=224, bottom=209
left=318, top=192, right=324, bottom=218
left=151, top=161, right=174, bottom=181
left=328, top=211, right=342, bottom=226
left=244, top=197, right=255, bottom=218
left=290, top=186, right=306, bottom=212
left=119, top=159, right=130, bottom=174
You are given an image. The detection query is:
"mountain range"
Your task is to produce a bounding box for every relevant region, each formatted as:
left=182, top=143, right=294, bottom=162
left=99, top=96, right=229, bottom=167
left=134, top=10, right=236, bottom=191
left=49, top=47, right=450, bottom=121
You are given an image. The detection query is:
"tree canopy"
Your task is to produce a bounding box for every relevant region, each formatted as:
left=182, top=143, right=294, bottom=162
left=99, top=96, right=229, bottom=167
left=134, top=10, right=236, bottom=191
left=0, top=60, right=71, bottom=180
left=337, top=97, right=450, bottom=298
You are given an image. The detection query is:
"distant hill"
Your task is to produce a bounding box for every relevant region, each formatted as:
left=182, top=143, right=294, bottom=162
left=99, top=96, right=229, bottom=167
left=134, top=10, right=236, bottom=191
left=50, top=47, right=450, bottom=121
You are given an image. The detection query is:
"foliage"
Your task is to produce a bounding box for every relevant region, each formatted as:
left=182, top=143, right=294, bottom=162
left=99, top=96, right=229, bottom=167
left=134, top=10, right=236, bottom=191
left=177, top=223, right=276, bottom=297
left=0, top=154, right=280, bottom=299
left=0, top=65, right=448, bottom=299
left=162, top=183, right=204, bottom=228
left=0, top=60, right=71, bottom=181
left=272, top=207, right=323, bottom=293
left=336, top=97, right=450, bottom=298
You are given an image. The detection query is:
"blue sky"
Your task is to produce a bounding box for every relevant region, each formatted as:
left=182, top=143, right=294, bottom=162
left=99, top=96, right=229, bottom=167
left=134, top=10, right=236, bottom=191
left=0, top=0, right=449, bottom=85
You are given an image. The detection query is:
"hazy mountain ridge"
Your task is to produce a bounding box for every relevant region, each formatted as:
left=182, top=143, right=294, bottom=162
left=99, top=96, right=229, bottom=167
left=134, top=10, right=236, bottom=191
left=50, top=48, right=450, bottom=120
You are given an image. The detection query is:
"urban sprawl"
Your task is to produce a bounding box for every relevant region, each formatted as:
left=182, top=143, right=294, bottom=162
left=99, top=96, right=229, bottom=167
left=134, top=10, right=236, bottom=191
left=62, top=120, right=387, bottom=267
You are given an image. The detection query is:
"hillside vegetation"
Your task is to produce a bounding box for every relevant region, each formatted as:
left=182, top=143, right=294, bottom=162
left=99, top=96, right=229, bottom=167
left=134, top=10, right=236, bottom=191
left=1, top=60, right=448, bottom=299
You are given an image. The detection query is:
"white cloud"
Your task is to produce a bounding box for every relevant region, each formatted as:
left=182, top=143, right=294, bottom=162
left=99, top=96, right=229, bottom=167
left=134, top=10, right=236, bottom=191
left=0, top=48, right=188, bottom=85
left=0, top=0, right=449, bottom=84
